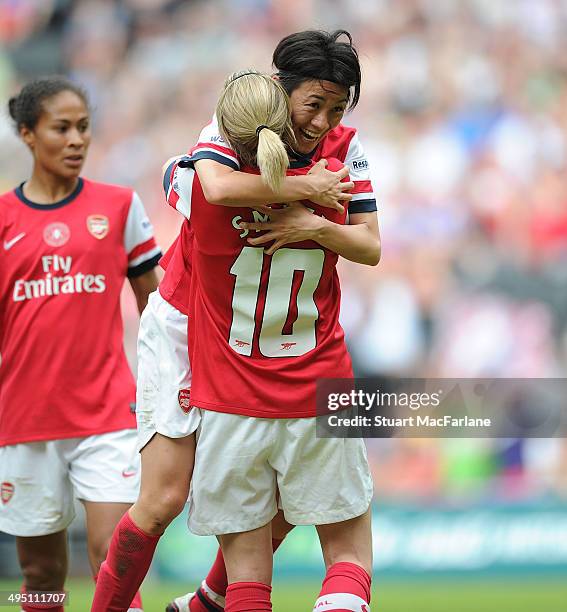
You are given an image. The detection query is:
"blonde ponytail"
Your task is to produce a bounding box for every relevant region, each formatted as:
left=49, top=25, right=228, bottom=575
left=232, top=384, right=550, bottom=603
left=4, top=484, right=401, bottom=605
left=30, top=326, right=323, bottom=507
left=216, top=70, right=295, bottom=192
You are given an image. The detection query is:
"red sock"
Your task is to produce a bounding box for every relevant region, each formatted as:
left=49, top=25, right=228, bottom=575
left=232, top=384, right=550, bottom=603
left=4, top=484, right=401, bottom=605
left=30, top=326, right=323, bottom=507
left=91, top=512, right=159, bottom=611
left=94, top=571, right=143, bottom=610
left=314, top=562, right=371, bottom=611
left=224, top=582, right=271, bottom=612
left=190, top=539, right=282, bottom=612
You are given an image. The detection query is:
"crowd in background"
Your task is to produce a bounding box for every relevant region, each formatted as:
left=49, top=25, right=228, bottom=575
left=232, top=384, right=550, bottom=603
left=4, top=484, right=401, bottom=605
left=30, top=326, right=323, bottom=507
left=1, top=0, right=567, bottom=507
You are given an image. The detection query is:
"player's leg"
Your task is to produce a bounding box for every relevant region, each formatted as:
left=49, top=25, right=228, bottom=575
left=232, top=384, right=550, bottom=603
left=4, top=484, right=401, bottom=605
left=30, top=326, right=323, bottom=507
left=218, top=524, right=273, bottom=612
left=168, top=510, right=293, bottom=612
left=82, top=501, right=133, bottom=574
left=82, top=499, right=145, bottom=612
left=272, top=419, right=374, bottom=611
left=187, top=411, right=279, bottom=612
left=89, top=431, right=195, bottom=612
left=315, top=509, right=373, bottom=612
left=16, top=532, right=68, bottom=611
left=0, top=441, right=75, bottom=612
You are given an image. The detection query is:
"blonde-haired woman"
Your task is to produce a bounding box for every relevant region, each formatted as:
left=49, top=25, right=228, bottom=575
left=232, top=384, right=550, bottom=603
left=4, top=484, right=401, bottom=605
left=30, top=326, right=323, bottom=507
left=92, top=70, right=354, bottom=612
left=216, top=70, right=294, bottom=192
left=162, top=66, right=377, bottom=611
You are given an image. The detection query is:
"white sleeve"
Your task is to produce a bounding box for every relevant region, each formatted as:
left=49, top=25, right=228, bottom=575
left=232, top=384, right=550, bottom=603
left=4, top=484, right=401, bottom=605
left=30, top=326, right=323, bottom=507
left=124, top=191, right=162, bottom=273
left=164, top=159, right=196, bottom=221
left=191, top=114, right=240, bottom=170
left=345, top=133, right=378, bottom=212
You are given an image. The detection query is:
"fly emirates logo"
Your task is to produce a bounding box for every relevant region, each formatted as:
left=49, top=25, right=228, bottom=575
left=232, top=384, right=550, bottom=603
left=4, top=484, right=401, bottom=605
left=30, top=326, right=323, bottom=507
left=12, top=255, right=106, bottom=302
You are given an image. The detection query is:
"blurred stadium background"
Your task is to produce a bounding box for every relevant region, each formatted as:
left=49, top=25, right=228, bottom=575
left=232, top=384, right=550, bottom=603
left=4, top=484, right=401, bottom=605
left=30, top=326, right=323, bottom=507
left=1, top=0, right=567, bottom=610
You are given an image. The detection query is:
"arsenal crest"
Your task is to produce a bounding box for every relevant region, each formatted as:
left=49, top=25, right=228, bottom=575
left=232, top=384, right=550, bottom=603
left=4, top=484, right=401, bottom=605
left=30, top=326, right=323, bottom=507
left=178, top=389, right=192, bottom=413
left=87, top=215, right=109, bottom=239
left=43, top=222, right=70, bottom=247
left=1, top=482, right=14, bottom=505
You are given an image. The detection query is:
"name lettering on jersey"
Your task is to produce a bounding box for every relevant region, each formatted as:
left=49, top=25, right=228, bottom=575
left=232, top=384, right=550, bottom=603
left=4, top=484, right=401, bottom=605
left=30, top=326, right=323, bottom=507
left=232, top=210, right=270, bottom=238
left=352, top=159, right=368, bottom=170
left=12, top=255, right=106, bottom=302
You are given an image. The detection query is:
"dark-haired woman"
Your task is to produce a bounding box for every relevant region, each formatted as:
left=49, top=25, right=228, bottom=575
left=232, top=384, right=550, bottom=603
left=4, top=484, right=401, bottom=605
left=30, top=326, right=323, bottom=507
left=185, top=31, right=377, bottom=612
left=0, top=77, right=161, bottom=612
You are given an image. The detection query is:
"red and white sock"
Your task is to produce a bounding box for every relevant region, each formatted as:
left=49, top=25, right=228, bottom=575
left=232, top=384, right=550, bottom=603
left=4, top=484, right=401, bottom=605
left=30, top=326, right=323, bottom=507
left=190, top=539, right=282, bottom=612
left=91, top=511, right=159, bottom=611
left=224, top=582, right=271, bottom=612
left=313, top=562, right=371, bottom=611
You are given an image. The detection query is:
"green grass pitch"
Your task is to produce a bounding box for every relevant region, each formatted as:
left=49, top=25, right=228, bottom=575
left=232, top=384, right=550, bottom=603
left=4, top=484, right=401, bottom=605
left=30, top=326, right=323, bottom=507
left=2, top=577, right=567, bottom=611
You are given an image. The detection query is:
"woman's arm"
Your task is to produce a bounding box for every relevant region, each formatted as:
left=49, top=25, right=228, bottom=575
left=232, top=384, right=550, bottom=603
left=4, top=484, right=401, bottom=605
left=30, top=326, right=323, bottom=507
left=241, top=205, right=381, bottom=266
left=195, top=158, right=353, bottom=212
left=128, top=268, right=159, bottom=314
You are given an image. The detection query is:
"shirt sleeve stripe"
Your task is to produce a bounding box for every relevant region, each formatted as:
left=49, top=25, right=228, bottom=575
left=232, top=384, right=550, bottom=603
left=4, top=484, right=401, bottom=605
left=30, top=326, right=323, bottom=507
left=127, top=253, right=162, bottom=278
left=128, top=237, right=159, bottom=262
left=163, top=160, right=178, bottom=194
left=194, top=141, right=239, bottom=162
left=128, top=245, right=162, bottom=269
left=189, top=149, right=239, bottom=170
left=352, top=180, right=372, bottom=194
left=349, top=199, right=377, bottom=214
left=351, top=191, right=376, bottom=202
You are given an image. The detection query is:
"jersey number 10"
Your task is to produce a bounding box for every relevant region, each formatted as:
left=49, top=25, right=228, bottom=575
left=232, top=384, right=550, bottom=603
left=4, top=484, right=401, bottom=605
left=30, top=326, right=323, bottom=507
left=229, top=246, right=325, bottom=358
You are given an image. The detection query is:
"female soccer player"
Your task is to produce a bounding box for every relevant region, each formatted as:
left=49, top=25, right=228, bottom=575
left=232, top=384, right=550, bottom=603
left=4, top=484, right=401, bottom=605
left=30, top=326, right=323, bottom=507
left=174, top=60, right=378, bottom=612
left=180, top=32, right=378, bottom=611
left=0, top=77, right=161, bottom=612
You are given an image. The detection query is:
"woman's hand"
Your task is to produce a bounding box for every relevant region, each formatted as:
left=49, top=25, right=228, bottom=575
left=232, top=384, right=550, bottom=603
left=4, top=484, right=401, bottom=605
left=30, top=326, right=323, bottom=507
left=240, top=202, right=325, bottom=255
left=306, top=159, right=353, bottom=213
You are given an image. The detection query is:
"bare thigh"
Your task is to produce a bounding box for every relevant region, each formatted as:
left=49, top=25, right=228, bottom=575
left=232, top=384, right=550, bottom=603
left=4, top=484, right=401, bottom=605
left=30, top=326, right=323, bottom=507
left=130, top=432, right=196, bottom=535
left=316, top=508, right=373, bottom=574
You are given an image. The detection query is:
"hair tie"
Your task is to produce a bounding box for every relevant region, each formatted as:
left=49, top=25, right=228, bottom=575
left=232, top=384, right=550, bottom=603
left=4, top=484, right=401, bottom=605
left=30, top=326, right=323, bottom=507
left=256, top=124, right=269, bottom=137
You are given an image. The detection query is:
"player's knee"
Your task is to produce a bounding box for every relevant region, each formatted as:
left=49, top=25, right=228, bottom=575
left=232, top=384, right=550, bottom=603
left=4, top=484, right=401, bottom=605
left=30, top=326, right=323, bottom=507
left=21, top=557, right=66, bottom=590
left=141, top=488, right=186, bottom=531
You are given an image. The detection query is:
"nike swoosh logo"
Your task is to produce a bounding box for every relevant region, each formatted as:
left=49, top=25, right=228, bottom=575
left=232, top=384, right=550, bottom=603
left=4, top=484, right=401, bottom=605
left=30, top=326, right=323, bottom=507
left=3, top=233, right=26, bottom=250
left=122, top=470, right=137, bottom=478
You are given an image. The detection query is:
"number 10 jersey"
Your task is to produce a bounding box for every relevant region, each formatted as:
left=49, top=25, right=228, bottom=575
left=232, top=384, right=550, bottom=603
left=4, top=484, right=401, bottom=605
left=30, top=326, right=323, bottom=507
left=166, top=157, right=354, bottom=418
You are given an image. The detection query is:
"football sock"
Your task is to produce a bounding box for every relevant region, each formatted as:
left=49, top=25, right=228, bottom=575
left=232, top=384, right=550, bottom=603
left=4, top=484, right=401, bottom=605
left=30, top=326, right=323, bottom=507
left=313, top=562, right=372, bottom=611
left=91, top=511, right=159, bottom=611
left=224, top=582, right=271, bottom=612
left=190, top=538, right=283, bottom=612
left=93, top=572, right=143, bottom=611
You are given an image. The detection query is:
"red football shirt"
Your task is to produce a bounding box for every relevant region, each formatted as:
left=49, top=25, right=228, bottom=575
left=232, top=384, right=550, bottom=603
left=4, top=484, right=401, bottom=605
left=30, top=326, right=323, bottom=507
left=157, top=157, right=194, bottom=315
left=165, top=156, right=354, bottom=418
left=191, top=117, right=377, bottom=215
left=0, top=178, right=161, bottom=445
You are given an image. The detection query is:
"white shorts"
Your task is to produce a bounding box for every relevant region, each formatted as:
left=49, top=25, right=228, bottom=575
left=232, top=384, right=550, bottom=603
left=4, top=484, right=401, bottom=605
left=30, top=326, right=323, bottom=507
left=136, top=291, right=200, bottom=451
left=0, top=429, right=140, bottom=537
left=188, top=410, right=373, bottom=536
